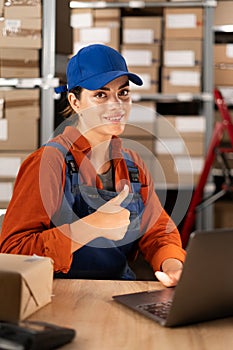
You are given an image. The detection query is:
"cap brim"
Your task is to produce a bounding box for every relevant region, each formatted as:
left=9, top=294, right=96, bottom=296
left=77, top=71, right=143, bottom=90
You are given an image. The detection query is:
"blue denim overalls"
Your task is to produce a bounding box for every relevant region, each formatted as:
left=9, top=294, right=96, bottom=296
left=47, top=142, right=145, bottom=280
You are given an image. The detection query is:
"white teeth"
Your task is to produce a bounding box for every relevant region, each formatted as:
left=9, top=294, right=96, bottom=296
left=104, top=115, right=123, bottom=121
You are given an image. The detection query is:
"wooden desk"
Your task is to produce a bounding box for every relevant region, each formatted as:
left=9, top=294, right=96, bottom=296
left=29, top=280, right=233, bottom=350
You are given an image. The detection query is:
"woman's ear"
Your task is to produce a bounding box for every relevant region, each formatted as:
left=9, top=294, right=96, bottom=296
left=68, top=93, right=80, bottom=113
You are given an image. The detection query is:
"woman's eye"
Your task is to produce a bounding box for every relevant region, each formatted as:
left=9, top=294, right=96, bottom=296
left=119, top=89, right=130, bottom=97
left=95, top=92, right=106, bottom=98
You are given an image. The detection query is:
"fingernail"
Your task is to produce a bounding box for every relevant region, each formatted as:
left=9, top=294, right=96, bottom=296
left=123, top=184, right=129, bottom=191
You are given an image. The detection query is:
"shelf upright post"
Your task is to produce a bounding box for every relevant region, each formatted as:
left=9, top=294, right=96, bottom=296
left=197, top=1, right=216, bottom=231
left=40, top=0, right=56, bottom=145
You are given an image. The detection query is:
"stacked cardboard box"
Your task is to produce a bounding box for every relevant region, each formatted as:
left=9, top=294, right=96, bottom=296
left=162, top=8, right=203, bottom=94
left=0, top=1, right=42, bottom=208
left=121, top=101, right=157, bottom=179
left=121, top=16, right=162, bottom=95
left=0, top=1, right=41, bottom=76
left=71, top=8, right=120, bottom=54
left=0, top=88, right=39, bottom=208
left=214, top=1, right=233, bottom=90
left=154, top=115, right=206, bottom=186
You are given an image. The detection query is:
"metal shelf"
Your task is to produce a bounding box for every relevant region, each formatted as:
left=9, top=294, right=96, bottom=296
left=0, top=77, right=59, bottom=89
left=70, top=1, right=217, bottom=9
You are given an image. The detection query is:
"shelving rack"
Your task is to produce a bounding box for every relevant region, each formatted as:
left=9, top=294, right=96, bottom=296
left=0, top=0, right=58, bottom=145
left=69, top=0, right=216, bottom=232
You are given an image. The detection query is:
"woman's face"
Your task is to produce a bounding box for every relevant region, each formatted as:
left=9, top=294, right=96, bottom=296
left=69, top=76, right=132, bottom=142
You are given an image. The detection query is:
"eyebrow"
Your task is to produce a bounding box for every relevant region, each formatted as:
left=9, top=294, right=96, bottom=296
left=99, top=81, right=130, bottom=91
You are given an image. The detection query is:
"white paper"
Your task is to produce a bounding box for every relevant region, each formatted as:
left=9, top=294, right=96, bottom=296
left=123, top=49, right=152, bottom=66
left=167, top=14, right=197, bottom=29
left=176, top=116, right=206, bottom=132
left=164, top=50, right=195, bottom=67
left=70, top=13, right=93, bottom=28
left=5, top=19, right=21, bottom=31
left=170, top=70, right=200, bottom=86
left=79, top=27, right=110, bottom=43
left=0, top=182, right=13, bottom=201
left=226, top=44, right=233, bottom=58
left=0, top=157, right=21, bottom=177
left=0, top=119, right=8, bottom=141
left=123, top=29, right=154, bottom=44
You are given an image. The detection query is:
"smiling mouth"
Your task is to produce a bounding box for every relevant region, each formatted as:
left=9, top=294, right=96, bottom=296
left=103, top=114, right=125, bottom=123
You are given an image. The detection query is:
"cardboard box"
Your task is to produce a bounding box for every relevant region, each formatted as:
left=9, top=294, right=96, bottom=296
left=163, top=39, right=202, bottom=67
left=155, top=115, right=206, bottom=139
left=122, top=16, right=162, bottom=44
left=0, top=152, right=29, bottom=178
left=214, top=44, right=233, bottom=65
left=0, top=19, right=42, bottom=49
left=164, top=8, right=203, bottom=39
left=0, top=88, right=40, bottom=119
left=70, top=8, right=94, bottom=28
left=0, top=88, right=39, bottom=151
left=215, top=67, right=233, bottom=86
left=121, top=44, right=161, bottom=67
left=0, top=180, right=14, bottom=207
left=0, top=0, right=4, bottom=17
left=0, top=48, right=39, bottom=78
left=152, top=154, right=204, bottom=186
left=4, top=4, right=42, bottom=19
left=155, top=137, right=204, bottom=156
left=123, top=101, right=156, bottom=137
left=214, top=1, right=233, bottom=26
left=215, top=200, right=233, bottom=228
left=128, top=65, right=159, bottom=94
left=94, top=8, right=120, bottom=21
left=73, top=26, right=120, bottom=53
left=0, top=118, right=39, bottom=151
left=0, top=254, right=53, bottom=322
left=161, top=67, right=201, bottom=94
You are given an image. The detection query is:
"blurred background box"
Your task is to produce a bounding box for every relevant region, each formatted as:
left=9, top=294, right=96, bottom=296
left=128, top=65, right=159, bottom=94
left=163, top=39, right=202, bottom=67
left=161, top=67, right=201, bottom=94
left=0, top=48, right=39, bottom=78
left=164, top=8, right=203, bottom=39
left=122, top=44, right=161, bottom=67
left=0, top=18, right=42, bottom=49
left=122, top=16, right=162, bottom=44
left=0, top=88, right=40, bottom=151
left=214, top=1, right=233, bottom=26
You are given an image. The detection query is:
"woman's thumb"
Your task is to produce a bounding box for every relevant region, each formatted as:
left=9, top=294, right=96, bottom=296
left=111, top=184, right=129, bottom=205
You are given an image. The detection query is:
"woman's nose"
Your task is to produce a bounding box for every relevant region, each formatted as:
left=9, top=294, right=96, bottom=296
left=108, top=93, right=122, bottom=105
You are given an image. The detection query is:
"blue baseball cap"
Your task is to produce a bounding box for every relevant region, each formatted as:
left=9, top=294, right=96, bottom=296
left=55, top=44, right=143, bottom=93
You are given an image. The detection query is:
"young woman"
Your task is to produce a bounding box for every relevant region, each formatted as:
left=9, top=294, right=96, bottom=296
left=0, top=44, right=186, bottom=286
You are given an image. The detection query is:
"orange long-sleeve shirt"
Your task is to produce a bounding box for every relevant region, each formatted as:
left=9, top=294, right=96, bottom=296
left=0, top=126, right=186, bottom=273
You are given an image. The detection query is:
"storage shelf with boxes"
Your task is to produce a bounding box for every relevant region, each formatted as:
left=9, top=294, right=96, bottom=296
left=0, top=0, right=43, bottom=209
left=54, top=1, right=215, bottom=192
left=53, top=0, right=215, bottom=232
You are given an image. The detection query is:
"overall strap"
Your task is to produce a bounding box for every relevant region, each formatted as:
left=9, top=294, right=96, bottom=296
left=121, top=150, right=141, bottom=193
left=43, top=141, right=79, bottom=195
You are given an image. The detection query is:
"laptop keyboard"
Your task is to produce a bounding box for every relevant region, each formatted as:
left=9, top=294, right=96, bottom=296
left=137, top=300, right=172, bottom=320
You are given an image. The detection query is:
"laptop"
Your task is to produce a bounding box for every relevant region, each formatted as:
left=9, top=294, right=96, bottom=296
left=113, top=228, right=233, bottom=327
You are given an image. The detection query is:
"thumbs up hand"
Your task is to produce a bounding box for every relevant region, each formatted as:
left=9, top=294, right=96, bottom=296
left=98, top=184, right=130, bottom=213
left=70, top=185, right=131, bottom=245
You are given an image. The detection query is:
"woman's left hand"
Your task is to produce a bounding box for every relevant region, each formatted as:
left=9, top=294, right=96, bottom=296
left=155, top=258, right=183, bottom=287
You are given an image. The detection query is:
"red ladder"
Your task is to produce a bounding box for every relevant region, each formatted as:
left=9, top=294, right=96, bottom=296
left=180, top=89, right=233, bottom=248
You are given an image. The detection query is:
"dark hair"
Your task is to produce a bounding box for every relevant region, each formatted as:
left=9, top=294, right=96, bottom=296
left=61, top=86, right=83, bottom=118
